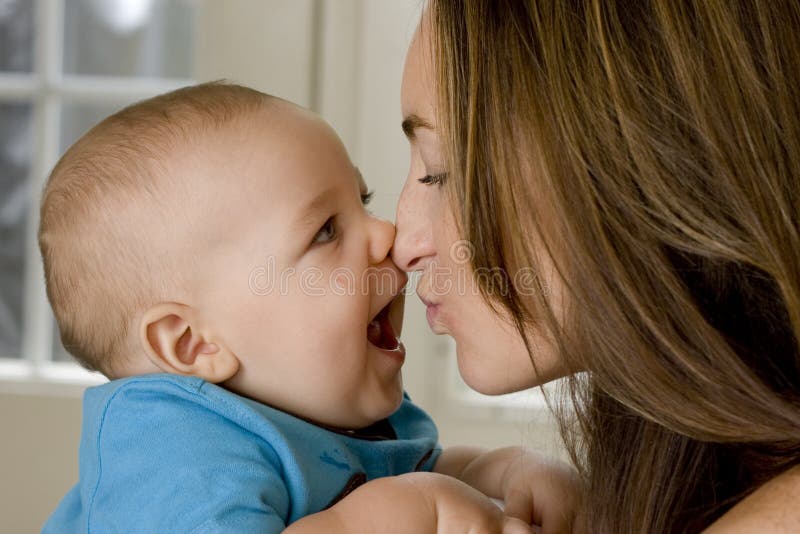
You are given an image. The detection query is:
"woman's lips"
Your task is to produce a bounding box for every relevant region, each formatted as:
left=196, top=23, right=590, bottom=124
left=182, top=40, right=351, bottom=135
left=419, top=293, right=444, bottom=332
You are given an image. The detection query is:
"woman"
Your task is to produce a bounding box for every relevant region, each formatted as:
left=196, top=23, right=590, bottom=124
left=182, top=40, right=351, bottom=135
left=394, top=1, right=800, bottom=532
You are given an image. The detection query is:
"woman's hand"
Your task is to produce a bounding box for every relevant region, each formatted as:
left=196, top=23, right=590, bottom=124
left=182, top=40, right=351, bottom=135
left=435, top=446, right=580, bottom=534
left=499, top=450, right=580, bottom=534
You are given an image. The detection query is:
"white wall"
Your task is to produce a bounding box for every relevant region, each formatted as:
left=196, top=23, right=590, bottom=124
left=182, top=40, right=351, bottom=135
left=0, top=2, right=563, bottom=532
left=0, top=392, right=82, bottom=534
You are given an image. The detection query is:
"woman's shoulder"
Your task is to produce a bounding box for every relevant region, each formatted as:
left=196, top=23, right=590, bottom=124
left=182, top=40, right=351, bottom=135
left=704, top=464, right=800, bottom=533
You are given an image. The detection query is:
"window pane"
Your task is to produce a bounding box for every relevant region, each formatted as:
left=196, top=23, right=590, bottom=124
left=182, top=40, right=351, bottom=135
left=52, top=102, right=128, bottom=362
left=0, top=0, right=34, bottom=72
left=0, top=102, right=32, bottom=359
left=63, top=0, right=196, bottom=78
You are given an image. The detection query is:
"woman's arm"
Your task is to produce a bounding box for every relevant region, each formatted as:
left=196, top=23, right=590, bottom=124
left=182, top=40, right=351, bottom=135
left=283, top=471, right=533, bottom=534
left=703, top=464, right=800, bottom=533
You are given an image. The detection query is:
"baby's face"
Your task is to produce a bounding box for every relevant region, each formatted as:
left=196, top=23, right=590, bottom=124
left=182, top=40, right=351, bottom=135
left=184, top=102, right=406, bottom=429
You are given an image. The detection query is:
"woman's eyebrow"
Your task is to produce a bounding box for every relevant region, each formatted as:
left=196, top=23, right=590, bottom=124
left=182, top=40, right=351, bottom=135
left=401, top=114, right=434, bottom=140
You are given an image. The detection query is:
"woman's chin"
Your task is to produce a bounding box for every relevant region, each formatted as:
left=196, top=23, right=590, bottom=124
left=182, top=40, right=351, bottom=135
left=455, top=344, right=541, bottom=395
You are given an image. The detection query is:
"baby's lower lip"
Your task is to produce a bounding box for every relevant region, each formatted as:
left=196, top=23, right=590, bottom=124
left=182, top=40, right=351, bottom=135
left=367, top=337, right=406, bottom=368
left=378, top=341, right=406, bottom=365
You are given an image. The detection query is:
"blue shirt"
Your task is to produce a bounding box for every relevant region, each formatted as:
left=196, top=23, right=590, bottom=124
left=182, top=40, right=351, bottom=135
left=44, top=374, right=440, bottom=533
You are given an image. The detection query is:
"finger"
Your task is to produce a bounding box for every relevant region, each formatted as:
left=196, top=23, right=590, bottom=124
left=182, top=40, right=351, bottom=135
left=540, top=507, right=576, bottom=534
left=503, top=494, right=534, bottom=524
left=502, top=517, right=536, bottom=534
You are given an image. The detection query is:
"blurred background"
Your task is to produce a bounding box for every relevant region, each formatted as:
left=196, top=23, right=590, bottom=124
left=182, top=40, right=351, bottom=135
left=0, top=1, right=562, bottom=531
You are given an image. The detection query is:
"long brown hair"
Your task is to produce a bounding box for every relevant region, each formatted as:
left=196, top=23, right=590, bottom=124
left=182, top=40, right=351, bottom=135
left=427, top=1, right=800, bottom=531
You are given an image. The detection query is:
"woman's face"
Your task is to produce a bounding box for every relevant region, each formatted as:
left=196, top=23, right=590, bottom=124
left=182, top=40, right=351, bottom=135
left=393, top=20, right=566, bottom=395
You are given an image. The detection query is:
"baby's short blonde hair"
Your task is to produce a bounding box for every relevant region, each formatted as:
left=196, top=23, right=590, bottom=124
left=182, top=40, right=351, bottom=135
left=39, top=82, right=269, bottom=377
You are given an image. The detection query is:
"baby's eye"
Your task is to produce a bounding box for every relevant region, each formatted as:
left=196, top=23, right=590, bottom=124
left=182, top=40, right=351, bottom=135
left=312, top=216, right=338, bottom=245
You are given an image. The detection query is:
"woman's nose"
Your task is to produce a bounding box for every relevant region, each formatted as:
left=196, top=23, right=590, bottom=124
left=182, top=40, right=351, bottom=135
left=392, top=182, right=435, bottom=272
left=367, top=215, right=396, bottom=266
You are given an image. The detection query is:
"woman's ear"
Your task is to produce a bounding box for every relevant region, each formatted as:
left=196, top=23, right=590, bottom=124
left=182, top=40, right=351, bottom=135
left=139, top=303, right=239, bottom=383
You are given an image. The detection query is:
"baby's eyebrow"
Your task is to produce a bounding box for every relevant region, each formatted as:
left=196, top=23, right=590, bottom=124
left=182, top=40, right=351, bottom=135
left=293, top=186, right=337, bottom=230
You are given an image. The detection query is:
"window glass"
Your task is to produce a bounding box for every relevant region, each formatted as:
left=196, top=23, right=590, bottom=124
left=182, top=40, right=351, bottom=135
left=63, top=0, right=195, bottom=78
left=0, top=0, right=34, bottom=73
left=0, top=102, right=32, bottom=359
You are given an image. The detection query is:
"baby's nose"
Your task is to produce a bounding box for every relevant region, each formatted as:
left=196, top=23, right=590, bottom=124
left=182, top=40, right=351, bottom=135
left=368, top=216, right=396, bottom=265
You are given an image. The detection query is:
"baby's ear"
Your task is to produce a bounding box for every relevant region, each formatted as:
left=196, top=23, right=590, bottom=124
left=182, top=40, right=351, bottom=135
left=139, top=303, right=239, bottom=383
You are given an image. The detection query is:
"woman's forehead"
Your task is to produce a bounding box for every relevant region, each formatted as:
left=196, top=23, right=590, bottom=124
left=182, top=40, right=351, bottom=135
left=401, top=21, right=437, bottom=134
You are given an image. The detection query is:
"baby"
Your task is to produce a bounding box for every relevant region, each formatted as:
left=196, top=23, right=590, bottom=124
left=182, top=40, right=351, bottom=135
left=41, top=82, right=548, bottom=533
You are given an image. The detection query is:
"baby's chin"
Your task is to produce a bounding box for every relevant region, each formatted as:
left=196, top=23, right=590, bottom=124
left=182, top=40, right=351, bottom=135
left=338, top=387, right=405, bottom=431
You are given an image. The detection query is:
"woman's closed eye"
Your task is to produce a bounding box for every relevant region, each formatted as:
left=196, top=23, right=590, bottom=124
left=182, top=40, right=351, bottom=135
left=312, top=216, right=337, bottom=245
left=418, top=173, right=447, bottom=186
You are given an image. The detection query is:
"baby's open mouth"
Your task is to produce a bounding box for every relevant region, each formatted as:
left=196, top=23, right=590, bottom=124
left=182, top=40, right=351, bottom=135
left=367, top=301, right=401, bottom=351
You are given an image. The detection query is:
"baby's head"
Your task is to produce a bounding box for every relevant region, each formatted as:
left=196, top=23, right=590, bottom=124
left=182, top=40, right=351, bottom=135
left=40, top=82, right=407, bottom=428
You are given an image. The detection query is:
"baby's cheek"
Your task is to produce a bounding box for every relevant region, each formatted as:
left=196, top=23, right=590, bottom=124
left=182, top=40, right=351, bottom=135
left=333, top=271, right=352, bottom=291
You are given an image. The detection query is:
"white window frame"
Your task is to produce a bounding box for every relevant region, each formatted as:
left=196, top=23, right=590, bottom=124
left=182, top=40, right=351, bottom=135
left=0, top=0, right=193, bottom=395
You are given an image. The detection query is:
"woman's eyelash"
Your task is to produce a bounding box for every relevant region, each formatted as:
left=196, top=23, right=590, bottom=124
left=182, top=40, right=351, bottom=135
left=418, top=173, right=447, bottom=186
left=361, top=190, right=374, bottom=205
